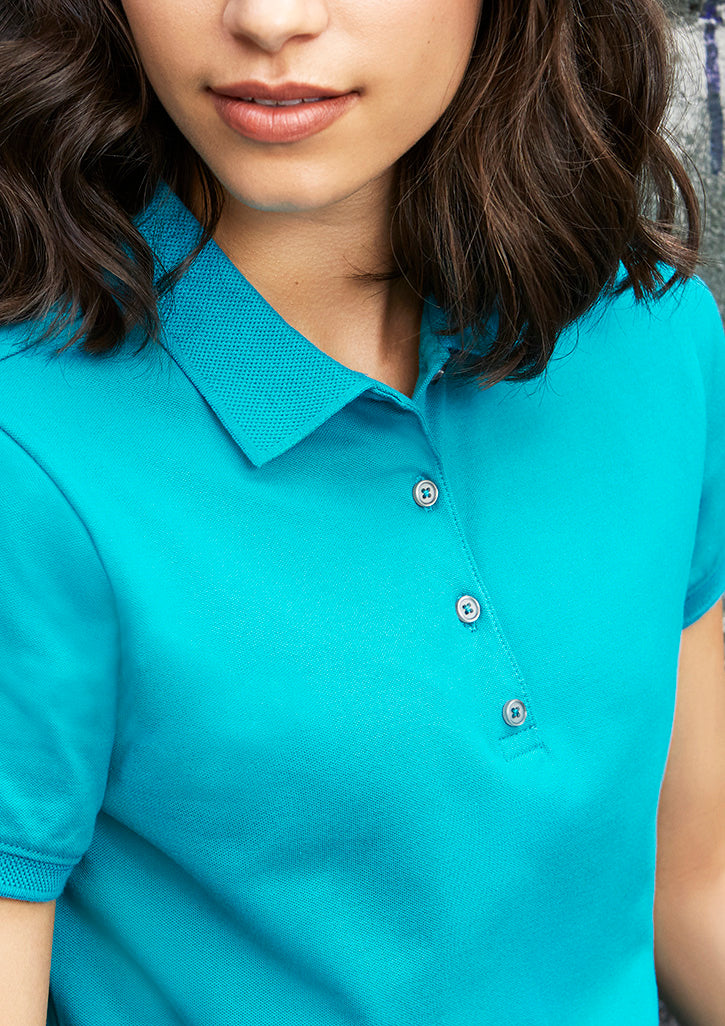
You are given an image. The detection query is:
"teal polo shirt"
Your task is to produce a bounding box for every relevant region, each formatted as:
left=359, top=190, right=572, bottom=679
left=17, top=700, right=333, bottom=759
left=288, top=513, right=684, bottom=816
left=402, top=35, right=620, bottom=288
left=1, top=177, right=725, bottom=1026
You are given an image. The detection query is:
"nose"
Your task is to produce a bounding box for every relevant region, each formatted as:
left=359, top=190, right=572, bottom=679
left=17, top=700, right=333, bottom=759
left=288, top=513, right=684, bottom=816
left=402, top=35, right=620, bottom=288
left=222, top=0, right=329, bottom=54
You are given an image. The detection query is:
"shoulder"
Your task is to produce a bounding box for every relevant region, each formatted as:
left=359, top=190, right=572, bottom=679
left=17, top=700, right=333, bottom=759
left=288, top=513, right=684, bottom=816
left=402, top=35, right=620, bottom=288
left=0, top=315, right=173, bottom=445
left=582, top=261, right=721, bottom=344
left=0, top=313, right=169, bottom=385
left=558, top=262, right=723, bottom=391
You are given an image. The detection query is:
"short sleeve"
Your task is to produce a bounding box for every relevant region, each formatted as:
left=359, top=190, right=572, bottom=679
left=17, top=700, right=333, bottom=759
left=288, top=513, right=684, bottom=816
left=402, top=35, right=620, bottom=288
left=682, top=280, right=725, bottom=629
left=0, top=427, right=120, bottom=901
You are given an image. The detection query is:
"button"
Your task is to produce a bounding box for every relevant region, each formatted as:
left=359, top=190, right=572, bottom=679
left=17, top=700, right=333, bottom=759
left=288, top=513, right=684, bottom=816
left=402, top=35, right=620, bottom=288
left=456, top=595, right=481, bottom=623
left=502, top=699, right=527, bottom=726
left=413, top=479, right=439, bottom=507
left=431, top=358, right=450, bottom=383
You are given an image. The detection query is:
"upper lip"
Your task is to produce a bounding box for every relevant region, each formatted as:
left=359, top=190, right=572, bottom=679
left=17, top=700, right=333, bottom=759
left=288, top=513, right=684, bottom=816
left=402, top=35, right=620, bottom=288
left=210, top=81, right=353, bottom=101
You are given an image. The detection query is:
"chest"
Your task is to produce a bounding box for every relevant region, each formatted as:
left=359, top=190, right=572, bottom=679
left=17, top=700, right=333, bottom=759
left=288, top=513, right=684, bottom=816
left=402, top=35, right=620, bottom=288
left=87, top=353, right=699, bottom=834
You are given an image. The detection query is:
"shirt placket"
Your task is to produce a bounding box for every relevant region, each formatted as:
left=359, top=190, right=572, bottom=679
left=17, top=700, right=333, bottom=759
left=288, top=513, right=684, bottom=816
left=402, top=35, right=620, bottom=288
left=375, top=356, right=547, bottom=763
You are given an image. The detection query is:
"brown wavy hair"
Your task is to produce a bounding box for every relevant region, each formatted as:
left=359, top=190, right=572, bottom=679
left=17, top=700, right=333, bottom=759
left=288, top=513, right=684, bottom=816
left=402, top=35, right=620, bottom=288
left=0, top=0, right=704, bottom=387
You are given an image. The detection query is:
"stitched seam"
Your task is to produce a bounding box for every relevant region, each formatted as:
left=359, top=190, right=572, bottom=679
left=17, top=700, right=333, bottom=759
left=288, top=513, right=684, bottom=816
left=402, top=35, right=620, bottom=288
left=0, top=425, right=123, bottom=760
left=0, top=841, right=77, bottom=867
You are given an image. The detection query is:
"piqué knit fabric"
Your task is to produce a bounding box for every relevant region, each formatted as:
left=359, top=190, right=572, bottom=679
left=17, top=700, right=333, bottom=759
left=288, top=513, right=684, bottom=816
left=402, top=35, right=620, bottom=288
left=0, top=177, right=724, bottom=1026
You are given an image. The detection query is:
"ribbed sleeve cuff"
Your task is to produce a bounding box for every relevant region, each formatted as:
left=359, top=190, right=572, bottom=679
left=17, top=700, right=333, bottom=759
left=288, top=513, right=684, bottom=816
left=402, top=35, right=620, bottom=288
left=0, top=844, right=76, bottom=901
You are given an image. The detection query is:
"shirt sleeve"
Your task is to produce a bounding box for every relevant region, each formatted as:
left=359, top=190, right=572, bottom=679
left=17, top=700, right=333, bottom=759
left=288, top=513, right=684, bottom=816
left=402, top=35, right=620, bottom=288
left=682, top=279, right=725, bottom=629
left=0, top=427, right=120, bottom=901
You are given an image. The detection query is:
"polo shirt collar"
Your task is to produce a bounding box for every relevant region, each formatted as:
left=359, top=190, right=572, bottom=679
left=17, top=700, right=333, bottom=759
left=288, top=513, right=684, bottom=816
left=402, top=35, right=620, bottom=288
left=132, top=178, right=492, bottom=467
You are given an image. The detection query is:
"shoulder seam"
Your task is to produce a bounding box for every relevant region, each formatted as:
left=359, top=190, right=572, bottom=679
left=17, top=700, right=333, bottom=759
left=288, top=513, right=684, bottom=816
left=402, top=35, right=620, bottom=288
left=0, top=425, right=121, bottom=630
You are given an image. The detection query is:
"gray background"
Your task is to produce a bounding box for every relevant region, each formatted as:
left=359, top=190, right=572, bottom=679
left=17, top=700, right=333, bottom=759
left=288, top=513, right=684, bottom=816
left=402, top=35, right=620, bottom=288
left=666, top=1, right=724, bottom=310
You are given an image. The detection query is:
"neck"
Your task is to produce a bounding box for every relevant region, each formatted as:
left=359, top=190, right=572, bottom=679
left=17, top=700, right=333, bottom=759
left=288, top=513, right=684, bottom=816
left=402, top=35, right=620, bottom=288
left=184, top=169, right=424, bottom=384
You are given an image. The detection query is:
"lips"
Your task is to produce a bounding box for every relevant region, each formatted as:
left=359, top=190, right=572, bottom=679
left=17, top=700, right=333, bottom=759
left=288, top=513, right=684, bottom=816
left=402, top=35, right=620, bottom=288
left=233, top=97, right=326, bottom=107
left=211, top=80, right=351, bottom=102
left=209, top=88, right=359, bottom=143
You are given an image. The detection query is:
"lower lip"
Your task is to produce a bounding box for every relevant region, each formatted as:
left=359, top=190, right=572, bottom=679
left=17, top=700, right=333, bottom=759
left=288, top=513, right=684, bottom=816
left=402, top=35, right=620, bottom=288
left=209, top=91, right=359, bottom=143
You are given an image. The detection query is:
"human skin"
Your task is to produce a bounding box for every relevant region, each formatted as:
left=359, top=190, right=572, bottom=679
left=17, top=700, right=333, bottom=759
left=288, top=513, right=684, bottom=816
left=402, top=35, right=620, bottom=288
left=118, top=0, right=483, bottom=395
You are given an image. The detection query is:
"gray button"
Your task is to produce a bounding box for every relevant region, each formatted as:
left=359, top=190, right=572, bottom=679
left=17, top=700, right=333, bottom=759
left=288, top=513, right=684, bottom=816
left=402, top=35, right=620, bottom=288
left=413, top=479, right=439, bottom=507
left=431, top=368, right=445, bottom=383
left=456, top=595, right=480, bottom=623
left=502, top=699, right=527, bottom=726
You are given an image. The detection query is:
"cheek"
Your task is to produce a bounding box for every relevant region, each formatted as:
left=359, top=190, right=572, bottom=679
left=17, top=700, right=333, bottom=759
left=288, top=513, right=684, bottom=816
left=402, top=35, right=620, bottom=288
left=120, top=0, right=202, bottom=99
left=361, top=0, right=480, bottom=116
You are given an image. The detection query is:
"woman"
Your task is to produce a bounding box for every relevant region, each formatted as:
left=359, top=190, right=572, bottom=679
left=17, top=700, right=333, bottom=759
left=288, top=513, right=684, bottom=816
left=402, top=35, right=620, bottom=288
left=0, top=1, right=724, bottom=1024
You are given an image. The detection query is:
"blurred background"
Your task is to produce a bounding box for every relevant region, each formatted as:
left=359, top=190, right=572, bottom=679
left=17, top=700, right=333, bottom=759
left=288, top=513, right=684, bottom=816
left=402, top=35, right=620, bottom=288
left=665, top=1, right=723, bottom=311
left=659, top=5, right=722, bottom=1022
